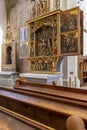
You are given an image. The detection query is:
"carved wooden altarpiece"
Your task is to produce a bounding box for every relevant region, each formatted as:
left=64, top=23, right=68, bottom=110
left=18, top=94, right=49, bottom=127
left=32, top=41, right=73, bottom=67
left=27, top=7, right=83, bottom=73
left=30, top=0, right=50, bottom=19
left=2, top=26, right=17, bottom=72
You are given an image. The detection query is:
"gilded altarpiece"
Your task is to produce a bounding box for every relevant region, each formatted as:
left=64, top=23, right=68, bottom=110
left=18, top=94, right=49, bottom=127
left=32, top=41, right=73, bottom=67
left=60, top=7, right=80, bottom=55
left=29, top=13, right=59, bottom=72
left=30, top=0, right=50, bottom=19
left=28, top=7, right=83, bottom=73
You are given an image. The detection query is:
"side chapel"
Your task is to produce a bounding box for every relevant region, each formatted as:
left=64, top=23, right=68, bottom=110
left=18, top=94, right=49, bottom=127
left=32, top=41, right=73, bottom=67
left=1, top=0, right=83, bottom=87
left=0, top=1, right=87, bottom=130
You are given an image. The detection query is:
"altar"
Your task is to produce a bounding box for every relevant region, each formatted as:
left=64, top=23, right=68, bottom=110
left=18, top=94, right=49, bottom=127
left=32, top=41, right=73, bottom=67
left=20, top=73, right=63, bottom=85
left=0, top=72, right=19, bottom=87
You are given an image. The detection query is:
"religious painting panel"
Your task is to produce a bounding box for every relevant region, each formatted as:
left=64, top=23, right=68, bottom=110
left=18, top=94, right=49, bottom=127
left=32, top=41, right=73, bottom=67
left=19, top=26, right=28, bottom=58
left=20, top=26, right=28, bottom=43
left=60, top=7, right=79, bottom=33
left=24, top=27, right=28, bottom=42
left=20, top=27, right=24, bottom=43
left=20, top=42, right=28, bottom=58
left=60, top=7, right=82, bottom=55
left=61, top=32, right=78, bottom=54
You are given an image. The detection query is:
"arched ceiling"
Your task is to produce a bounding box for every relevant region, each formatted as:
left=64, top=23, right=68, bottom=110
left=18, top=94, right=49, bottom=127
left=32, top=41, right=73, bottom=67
left=5, top=0, right=17, bottom=10
left=5, top=0, right=17, bottom=23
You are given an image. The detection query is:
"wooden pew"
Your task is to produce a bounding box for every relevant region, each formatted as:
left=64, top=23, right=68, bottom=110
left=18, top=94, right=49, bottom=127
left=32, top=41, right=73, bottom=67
left=66, top=115, right=86, bottom=130
left=0, top=106, right=53, bottom=130
left=0, top=79, right=87, bottom=130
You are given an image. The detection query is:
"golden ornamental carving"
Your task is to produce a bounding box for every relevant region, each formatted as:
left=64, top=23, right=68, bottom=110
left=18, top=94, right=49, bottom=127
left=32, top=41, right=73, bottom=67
left=28, top=7, right=82, bottom=73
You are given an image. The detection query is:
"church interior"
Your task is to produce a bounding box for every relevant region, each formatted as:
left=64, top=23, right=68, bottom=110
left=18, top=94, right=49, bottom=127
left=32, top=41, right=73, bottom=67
left=0, top=0, right=87, bottom=130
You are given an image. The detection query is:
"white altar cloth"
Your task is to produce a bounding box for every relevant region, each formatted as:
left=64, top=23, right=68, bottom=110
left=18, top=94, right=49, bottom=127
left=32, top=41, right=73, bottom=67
left=20, top=73, right=63, bottom=85
left=0, top=71, right=19, bottom=87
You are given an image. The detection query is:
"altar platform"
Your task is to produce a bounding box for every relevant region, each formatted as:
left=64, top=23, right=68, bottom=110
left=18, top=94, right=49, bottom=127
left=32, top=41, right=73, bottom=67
left=20, top=73, right=63, bottom=85
left=0, top=71, right=19, bottom=87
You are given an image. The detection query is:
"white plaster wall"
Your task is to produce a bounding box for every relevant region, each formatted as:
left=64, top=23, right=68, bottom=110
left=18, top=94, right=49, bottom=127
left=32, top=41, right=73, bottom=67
left=10, top=0, right=30, bottom=41
left=78, top=0, right=87, bottom=56
left=67, top=0, right=77, bottom=9
left=84, top=32, right=87, bottom=56
left=50, top=0, right=54, bottom=11
left=60, top=0, right=67, bottom=10
left=67, top=0, right=78, bottom=79
left=0, top=0, right=7, bottom=72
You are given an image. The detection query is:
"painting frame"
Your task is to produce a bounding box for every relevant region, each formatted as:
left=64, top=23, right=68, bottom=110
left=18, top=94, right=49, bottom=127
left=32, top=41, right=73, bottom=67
left=60, top=7, right=81, bottom=56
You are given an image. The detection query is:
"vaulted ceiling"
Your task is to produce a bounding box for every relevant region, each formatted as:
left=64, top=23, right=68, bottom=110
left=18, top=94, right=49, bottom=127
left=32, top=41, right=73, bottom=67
left=5, top=0, right=17, bottom=23
left=5, top=0, right=17, bottom=10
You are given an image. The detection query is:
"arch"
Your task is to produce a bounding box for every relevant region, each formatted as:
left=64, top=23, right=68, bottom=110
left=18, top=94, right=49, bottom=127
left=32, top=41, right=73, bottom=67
left=56, top=57, right=63, bottom=72
left=6, top=46, right=12, bottom=64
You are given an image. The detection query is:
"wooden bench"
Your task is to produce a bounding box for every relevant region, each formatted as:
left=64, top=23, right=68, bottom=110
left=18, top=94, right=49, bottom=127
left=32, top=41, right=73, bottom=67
left=0, top=79, right=87, bottom=130
left=0, top=106, right=53, bottom=130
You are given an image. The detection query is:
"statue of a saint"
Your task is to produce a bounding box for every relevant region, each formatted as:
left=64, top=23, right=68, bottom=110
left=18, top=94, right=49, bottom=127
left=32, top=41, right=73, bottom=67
left=31, top=0, right=36, bottom=18
left=5, top=26, right=13, bottom=41
left=55, top=0, right=60, bottom=10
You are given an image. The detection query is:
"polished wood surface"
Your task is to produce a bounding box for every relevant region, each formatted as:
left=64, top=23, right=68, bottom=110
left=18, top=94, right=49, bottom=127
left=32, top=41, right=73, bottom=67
left=0, top=81, right=87, bottom=130
left=0, top=107, right=53, bottom=130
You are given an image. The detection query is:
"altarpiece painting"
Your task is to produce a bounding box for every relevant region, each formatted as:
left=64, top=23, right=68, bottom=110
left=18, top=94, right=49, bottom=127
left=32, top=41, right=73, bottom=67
left=61, top=32, right=78, bottom=54
left=29, top=14, right=58, bottom=71
left=60, top=7, right=81, bottom=55
left=27, top=7, right=83, bottom=72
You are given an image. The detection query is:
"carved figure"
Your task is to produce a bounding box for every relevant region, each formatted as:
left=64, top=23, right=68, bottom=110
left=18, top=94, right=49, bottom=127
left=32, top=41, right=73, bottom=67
left=53, top=44, right=57, bottom=55
left=37, top=3, right=42, bottom=16
left=31, top=0, right=36, bottom=18
left=43, top=0, right=48, bottom=13
left=55, top=0, right=60, bottom=9
left=30, top=45, right=34, bottom=57
left=5, top=26, right=13, bottom=41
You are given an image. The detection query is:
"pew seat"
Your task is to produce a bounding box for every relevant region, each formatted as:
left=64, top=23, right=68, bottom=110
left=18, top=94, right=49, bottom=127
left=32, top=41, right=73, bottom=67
left=0, top=78, right=87, bottom=130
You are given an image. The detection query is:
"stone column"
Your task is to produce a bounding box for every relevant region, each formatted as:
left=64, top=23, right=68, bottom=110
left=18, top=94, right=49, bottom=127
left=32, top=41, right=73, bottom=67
left=0, top=0, right=7, bottom=72
left=60, top=0, right=67, bottom=10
